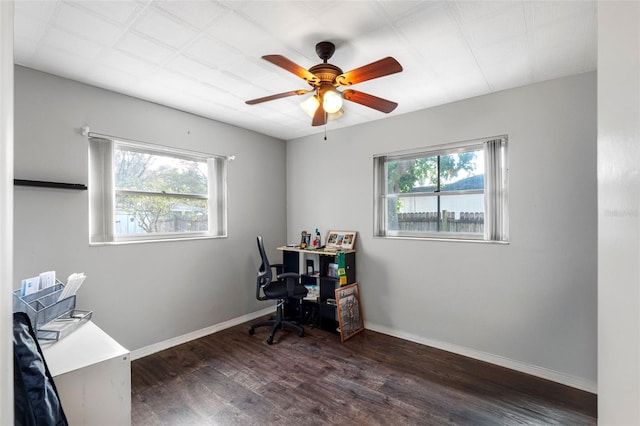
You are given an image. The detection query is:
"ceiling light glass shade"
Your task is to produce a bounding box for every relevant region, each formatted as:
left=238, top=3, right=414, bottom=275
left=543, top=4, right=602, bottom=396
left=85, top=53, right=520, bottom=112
left=328, top=109, right=344, bottom=121
left=300, top=95, right=320, bottom=117
left=322, top=89, right=343, bottom=113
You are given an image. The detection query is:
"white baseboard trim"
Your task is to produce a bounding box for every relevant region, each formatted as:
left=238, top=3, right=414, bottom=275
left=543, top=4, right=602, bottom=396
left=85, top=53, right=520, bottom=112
left=365, top=322, right=597, bottom=394
left=130, top=307, right=274, bottom=361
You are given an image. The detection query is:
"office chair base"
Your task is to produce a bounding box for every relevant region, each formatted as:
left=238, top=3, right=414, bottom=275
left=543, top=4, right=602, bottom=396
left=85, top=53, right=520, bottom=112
left=249, top=318, right=305, bottom=345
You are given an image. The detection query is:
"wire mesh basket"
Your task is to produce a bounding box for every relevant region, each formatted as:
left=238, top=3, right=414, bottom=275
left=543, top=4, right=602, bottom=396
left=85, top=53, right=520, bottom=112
left=13, top=281, right=92, bottom=341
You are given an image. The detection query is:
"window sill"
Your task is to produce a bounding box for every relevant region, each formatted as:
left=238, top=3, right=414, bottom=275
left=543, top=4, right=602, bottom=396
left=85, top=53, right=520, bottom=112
left=374, top=235, right=509, bottom=244
left=90, top=234, right=226, bottom=246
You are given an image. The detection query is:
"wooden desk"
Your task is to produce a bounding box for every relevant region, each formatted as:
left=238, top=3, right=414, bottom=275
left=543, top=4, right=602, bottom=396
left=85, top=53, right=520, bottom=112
left=41, top=321, right=131, bottom=426
left=277, top=246, right=355, bottom=255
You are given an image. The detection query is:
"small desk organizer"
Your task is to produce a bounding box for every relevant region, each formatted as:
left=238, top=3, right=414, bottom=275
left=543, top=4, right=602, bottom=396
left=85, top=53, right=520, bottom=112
left=13, top=281, right=92, bottom=341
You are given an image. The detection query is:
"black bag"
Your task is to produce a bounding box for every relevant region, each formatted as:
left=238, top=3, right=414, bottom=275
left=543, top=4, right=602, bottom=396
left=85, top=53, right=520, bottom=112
left=13, top=312, right=68, bottom=426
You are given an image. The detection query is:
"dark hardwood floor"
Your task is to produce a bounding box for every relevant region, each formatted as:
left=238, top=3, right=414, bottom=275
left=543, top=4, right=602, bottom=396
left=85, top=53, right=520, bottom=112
left=131, top=317, right=597, bottom=425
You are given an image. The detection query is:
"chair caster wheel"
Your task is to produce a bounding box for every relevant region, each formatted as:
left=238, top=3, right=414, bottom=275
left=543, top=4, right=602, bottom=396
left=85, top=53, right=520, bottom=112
left=248, top=328, right=255, bottom=336
left=266, top=337, right=273, bottom=345
left=298, top=330, right=304, bottom=337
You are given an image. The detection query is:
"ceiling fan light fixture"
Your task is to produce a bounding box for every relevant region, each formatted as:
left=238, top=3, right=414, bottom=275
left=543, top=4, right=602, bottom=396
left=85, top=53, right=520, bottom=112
left=300, top=94, right=320, bottom=117
left=322, top=89, right=343, bottom=113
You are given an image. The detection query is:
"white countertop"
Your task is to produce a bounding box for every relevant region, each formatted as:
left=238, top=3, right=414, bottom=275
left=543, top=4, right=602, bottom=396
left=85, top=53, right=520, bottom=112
left=40, top=321, right=129, bottom=377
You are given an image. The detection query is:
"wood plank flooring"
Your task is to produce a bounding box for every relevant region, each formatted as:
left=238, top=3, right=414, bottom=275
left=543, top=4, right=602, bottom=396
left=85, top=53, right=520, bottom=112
left=131, top=317, right=597, bottom=425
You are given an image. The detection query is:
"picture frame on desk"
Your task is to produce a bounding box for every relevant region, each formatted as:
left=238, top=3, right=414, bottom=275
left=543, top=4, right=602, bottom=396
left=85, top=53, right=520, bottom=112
left=325, top=230, right=357, bottom=250
left=335, top=283, right=364, bottom=342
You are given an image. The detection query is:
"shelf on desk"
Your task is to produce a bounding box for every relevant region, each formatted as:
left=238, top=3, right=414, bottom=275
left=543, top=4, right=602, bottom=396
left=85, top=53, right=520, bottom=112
left=278, top=246, right=355, bottom=255
left=280, top=245, right=356, bottom=336
left=301, top=272, right=320, bottom=278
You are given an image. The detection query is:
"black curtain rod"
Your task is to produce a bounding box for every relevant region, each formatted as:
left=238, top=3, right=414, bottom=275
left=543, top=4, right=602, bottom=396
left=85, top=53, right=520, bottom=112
left=14, top=179, right=87, bottom=190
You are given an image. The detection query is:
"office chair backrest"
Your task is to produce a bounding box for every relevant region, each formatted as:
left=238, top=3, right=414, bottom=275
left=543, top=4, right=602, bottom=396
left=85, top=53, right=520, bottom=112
left=256, top=235, right=272, bottom=288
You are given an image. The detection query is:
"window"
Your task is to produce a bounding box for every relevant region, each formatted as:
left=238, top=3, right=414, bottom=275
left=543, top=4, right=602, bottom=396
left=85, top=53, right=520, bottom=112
left=89, top=135, right=227, bottom=244
left=374, top=136, right=508, bottom=242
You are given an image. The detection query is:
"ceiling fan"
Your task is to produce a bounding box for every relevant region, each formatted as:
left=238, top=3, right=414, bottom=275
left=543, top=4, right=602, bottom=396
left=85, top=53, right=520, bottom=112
left=245, top=41, right=403, bottom=127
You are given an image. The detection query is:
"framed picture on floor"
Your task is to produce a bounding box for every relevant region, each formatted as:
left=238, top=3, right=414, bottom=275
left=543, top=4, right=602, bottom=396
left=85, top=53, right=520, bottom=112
left=335, top=283, right=364, bottom=342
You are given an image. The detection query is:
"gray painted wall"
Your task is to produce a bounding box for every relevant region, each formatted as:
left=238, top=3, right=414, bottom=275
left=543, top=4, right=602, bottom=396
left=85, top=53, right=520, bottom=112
left=13, top=66, right=287, bottom=351
left=287, top=72, right=597, bottom=388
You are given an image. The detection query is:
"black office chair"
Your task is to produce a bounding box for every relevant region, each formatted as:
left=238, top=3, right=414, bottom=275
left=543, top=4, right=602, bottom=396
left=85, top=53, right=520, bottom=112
left=249, top=235, right=308, bottom=344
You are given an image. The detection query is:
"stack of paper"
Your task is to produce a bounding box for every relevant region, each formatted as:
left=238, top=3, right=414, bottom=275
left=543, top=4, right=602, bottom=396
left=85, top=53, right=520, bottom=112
left=20, top=276, right=40, bottom=296
left=39, top=271, right=56, bottom=290
left=57, top=273, right=86, bottom=302
left=20, top=270, right=56, bottom=296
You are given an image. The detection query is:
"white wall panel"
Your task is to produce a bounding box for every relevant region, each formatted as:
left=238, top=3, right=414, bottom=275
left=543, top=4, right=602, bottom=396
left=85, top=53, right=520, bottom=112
left=597, top=1, right=640, bottom=423
left=0, top=2, right=14, bottom=422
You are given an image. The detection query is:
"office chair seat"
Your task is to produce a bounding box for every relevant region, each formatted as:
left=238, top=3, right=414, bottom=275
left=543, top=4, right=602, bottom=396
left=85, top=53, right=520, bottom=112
left=263, top=281, right=308, bottom=300
left=249, top=235, right=308, bottom=345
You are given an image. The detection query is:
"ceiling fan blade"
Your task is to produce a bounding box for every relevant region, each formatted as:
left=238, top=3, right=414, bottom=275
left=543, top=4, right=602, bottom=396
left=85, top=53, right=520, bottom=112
left=335, top=57, right=403, bottom=86
left=343, top=89, right=398, bottom=113
left=245, top=90, right=311, bottom=105
left=312, top=102, right=327, bottom=126
left=263, top=55, right=320, bottom=85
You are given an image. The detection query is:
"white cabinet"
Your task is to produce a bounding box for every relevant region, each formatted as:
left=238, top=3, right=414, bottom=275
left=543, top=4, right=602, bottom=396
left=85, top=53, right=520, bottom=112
left=41, top=321, right=131, bottom=426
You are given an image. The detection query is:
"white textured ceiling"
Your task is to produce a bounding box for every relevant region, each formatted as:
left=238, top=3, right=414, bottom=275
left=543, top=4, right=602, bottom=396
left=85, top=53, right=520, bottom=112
left=13, top=0, right=597, bottom=141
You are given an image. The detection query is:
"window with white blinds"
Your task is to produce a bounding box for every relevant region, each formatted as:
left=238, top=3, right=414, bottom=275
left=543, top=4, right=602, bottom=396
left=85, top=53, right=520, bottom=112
left=89, top=136, right=227, bottom=244
left=374, top=136, right=508, bottom=242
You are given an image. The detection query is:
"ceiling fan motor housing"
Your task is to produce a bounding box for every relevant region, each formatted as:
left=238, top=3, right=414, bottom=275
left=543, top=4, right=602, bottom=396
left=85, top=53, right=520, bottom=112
left=308, top=63, right=343, bottom=87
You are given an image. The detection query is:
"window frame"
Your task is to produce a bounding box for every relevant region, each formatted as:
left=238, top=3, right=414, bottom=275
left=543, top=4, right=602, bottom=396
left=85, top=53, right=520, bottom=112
left=89, top=135, right=228, bottom=245
left=374, top=136, right=508, bottom=243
